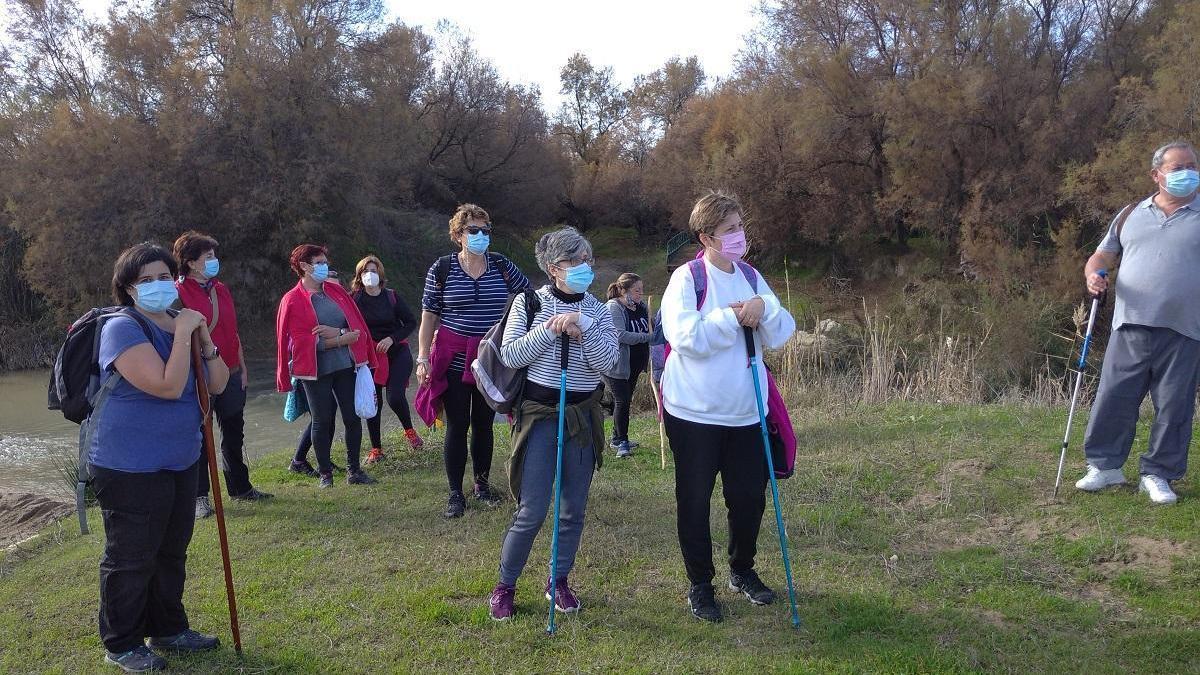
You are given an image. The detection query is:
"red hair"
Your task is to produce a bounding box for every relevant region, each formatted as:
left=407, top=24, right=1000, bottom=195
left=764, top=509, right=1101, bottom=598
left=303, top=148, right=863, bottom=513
left=289, top=244, right=328, bottom=277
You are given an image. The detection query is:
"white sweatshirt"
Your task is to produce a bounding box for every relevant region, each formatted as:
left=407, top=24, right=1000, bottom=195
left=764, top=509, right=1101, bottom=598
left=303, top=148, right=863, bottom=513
left=660, top=257, right=796, bottom=427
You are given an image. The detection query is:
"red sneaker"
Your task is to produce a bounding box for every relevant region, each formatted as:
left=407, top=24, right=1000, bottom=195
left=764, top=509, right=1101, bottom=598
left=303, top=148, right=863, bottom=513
left=404, top=428, right=424, bottom=450
left=365, top=448, right=385, bottom=465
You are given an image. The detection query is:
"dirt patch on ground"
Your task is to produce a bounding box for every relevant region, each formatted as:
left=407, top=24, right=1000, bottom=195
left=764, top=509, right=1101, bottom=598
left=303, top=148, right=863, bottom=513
left=1096, top=536, right=1193, bottom=577
left=904, top=459, right=994, bottom=510
left=0, top=491, right=72, bottom=548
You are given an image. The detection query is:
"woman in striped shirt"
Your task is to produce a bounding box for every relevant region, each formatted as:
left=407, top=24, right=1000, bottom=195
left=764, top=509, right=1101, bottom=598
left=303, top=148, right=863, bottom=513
left=415, top=204, right=531, bottom=519
left=487, top=227, right=618, bottom=621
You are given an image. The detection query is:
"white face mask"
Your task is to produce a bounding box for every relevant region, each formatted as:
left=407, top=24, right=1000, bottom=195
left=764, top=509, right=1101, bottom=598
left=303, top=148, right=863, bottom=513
left=362, top=271, right=380, bottom=288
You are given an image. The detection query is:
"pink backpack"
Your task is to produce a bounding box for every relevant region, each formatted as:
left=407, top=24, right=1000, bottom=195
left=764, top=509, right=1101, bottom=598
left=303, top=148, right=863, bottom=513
left=662, top=258, right=796, bottom=479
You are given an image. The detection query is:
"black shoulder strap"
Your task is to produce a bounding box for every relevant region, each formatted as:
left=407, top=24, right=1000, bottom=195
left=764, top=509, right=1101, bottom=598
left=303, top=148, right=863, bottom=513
left=489, top=252, right=514, bottom=289
left=386, top=288, right=397, bottom=308
left=522, top=288, right=540, bottom=330
left=435, top=254, right=453, bottom=289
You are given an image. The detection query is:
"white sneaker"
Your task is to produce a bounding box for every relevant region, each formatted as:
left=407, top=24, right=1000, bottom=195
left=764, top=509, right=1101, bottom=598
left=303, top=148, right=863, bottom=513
left=1074, top=465, right=1126, bottom=492
left=1139, top=475, right=1178, bottom=505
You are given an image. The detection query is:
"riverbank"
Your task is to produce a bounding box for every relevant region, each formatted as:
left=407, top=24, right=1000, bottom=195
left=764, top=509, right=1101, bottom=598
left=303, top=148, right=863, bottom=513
left=0, top=492, right=71, bottom=548
left=1, top=405, right=1197, bottom=672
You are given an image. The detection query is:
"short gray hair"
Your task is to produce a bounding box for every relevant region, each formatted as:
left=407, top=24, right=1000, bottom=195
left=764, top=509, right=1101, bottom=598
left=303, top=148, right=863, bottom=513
left=1152, top=141, right=1197, bottom=169
left=535, top=227, right=593, bottom=277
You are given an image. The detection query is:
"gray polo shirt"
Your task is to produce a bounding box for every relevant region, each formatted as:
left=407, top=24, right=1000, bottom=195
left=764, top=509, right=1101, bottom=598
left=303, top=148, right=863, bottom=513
left=1098, top=194, right=1200, bottom=341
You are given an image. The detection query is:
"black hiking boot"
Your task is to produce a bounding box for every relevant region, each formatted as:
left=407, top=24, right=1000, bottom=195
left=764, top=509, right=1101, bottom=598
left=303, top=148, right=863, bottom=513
left=473, top=481, right=502, bottom=506
left=289, top=459, right=318, bottom=477
left=730, top=568, right=776, bottom=606
left=688, top=582, right=723, bottom=623
left=347, top=469, right=377, bottom=485
left=444, top=490, right=466, bottom=519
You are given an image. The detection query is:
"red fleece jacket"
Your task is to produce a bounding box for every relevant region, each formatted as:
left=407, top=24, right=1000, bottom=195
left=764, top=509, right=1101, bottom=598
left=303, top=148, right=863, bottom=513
left=275, top=280, right=377, bottom=392
left=176, top=278, right=242, bottom=371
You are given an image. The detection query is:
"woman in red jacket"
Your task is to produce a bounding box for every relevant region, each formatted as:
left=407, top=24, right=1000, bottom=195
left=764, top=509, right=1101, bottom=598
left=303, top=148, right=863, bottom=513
left=276, top=244, right=378, bottom=487
left=174, top=231, right=273, bottom=518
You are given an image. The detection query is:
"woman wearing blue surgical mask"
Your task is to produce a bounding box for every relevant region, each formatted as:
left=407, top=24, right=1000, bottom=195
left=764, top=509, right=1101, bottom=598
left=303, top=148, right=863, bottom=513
left=90, top=242, right=231, bottom=672
left=486, top=226, right=619, bottom=620
left=173, top=231, right=271, bottom=519
left=275, top=243, right=379, bottom=488
left=415, top=203, right=531, bottom=519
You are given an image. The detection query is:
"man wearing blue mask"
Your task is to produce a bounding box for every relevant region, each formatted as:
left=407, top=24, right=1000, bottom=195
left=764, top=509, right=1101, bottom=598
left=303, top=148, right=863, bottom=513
left=1077, top=140, right=1200, bottom=505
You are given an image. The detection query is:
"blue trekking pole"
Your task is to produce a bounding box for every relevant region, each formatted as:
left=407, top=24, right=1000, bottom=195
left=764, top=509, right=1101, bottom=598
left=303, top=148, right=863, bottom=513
left=743, top=327, right=801, bottom=628
left=1053, top=269, right=1106, bottom=499
left=547, top=332, right=570, bottom=635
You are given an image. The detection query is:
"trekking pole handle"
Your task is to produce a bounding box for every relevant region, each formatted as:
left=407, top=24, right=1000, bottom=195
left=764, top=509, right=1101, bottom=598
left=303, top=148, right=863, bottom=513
left=743, top=326, right=756, bottom=359
left=560, top=332, right=570, bottom=370
left=1091, top=268, right=1107, bottom=301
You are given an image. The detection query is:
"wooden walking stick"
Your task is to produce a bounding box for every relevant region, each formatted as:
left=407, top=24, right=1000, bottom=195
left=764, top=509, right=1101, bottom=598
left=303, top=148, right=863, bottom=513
left=646, top=295, right=667, bottom=470
left=190, top=337, right=244, bottom=654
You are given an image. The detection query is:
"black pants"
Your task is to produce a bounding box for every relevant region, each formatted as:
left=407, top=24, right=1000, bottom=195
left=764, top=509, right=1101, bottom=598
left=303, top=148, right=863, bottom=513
left=298, top=368, right=361, bottom=474
left=197, top=369, right=253, bottom=497
left=442, top=371, right=495, bottom=492
left=664, top=411, right=767, bottom=586
left=367, top=347, right=416, bottom=447
left=604, top=362, right=646, bottom=444
left=295, top=417, right=336, bottom=462
left=93, top=461, right=198, bottom=653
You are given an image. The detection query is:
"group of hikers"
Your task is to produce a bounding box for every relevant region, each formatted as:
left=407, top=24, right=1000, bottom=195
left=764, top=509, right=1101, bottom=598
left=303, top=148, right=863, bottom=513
left=70, top=139, right=1199, bottom=673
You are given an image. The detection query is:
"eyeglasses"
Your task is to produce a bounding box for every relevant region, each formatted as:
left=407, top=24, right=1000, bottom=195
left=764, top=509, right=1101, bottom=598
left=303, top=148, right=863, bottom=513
left=553, top=256, right=595, bottom=269
left=466, top=226, right=492, bottom=235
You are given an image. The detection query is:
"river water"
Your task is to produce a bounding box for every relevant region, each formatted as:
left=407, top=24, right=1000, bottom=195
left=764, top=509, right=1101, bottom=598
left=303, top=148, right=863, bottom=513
left=0, top=361, right=411, bottom=497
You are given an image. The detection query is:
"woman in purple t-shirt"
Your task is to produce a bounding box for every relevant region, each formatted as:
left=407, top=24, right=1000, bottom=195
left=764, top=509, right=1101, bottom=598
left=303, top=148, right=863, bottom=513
left=90, top=243, right=230, bottom=672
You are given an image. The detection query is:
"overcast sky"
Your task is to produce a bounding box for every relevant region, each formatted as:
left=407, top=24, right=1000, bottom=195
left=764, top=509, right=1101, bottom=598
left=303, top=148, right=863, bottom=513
left=61, top=0, right=761, bottom=111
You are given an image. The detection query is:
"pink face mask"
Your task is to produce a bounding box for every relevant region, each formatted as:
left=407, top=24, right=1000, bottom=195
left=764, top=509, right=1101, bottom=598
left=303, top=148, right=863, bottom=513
left=711, top=230, right=747, bottom=262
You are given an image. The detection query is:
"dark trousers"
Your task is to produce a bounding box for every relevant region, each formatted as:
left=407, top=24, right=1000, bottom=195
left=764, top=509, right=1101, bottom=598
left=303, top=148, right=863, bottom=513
left=367, top=347, right=416, bottom=447
left=442, top=372, right=495, bottom=492
left=298, top=368, right=361, bottom=474
left=93, top=461, right=198, bottom=653
left=1083, top=325, right=1200, bottom=480
left=664, top=411, right=767, bottom=586
left=604, top=363, right=645, bottom=444
left=197, top=369, right=253, bottom=497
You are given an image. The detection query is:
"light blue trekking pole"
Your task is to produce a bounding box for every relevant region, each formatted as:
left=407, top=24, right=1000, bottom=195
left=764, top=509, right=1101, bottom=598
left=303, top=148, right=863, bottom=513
left=1053, top=269, right=1106, bottom=499
left=743, top=326, right=801, bottom=628
left=547, top=332, right=570, bottom=635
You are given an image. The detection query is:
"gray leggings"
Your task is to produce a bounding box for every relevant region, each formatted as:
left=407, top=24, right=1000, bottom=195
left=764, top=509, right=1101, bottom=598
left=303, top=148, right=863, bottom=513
left=498, top=417, right=595, bottom=587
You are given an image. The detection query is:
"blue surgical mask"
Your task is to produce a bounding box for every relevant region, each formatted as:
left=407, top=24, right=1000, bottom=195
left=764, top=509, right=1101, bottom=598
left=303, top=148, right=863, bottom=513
left=466, top=231, right=490, bottom=255
left=310, top=262, right=329, bottom=282
left=133, top=280, right=179, bottom=313
left=1164, top=168, right=1200, bottom=198
left=203, top=258, right=220, bottom=278
left=562, top=262, right=594, bottom=293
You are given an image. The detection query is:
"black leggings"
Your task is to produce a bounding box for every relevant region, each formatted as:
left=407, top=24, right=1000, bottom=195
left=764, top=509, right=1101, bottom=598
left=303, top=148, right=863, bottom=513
left=442, top=371, right=495, bottom=492
left=367, top=346, right=415, bottom=448
left=605, top=362, right=646, bottom=444
left=297, top=368, right=361, bottom=474
left=664, top=411, right=767, bottom=586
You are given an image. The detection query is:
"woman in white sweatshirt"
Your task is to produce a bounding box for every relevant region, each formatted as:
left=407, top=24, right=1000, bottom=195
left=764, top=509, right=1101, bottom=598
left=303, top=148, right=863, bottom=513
left=660, top=190, right=796, bottom=624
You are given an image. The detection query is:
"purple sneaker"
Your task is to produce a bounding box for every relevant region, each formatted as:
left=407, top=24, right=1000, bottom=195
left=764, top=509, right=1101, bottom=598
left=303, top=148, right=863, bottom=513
left=489, top=583, right=516, bottom=621
left=545, top=577, right=581, bottom=613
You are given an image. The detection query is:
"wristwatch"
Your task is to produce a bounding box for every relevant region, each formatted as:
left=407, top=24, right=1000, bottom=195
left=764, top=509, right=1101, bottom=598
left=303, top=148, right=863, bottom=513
left=203, top=345, right=221, bottom=361
left=339, top=328, right=348, bottom=336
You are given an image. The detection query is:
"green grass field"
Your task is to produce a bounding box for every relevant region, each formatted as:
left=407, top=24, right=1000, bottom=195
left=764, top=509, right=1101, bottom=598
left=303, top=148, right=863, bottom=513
left=1, top=404, right=1198, bottom=673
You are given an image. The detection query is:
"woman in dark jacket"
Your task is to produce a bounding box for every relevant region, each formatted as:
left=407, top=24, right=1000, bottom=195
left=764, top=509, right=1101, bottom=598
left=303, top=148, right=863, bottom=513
left=352, top=254, right=423, bottom=464
left=602, top=273, right=652, bottom=457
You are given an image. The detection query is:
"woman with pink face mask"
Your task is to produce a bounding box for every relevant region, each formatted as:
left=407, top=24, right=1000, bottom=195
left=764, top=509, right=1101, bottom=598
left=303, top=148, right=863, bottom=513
left=659, top=190, right=796, bottom=624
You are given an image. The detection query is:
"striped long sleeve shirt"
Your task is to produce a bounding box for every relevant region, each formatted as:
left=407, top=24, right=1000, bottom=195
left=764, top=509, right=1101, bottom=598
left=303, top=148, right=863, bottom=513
left=421, top=253, right=531, bottom=371
left=500, top=285, right=619, bottom=395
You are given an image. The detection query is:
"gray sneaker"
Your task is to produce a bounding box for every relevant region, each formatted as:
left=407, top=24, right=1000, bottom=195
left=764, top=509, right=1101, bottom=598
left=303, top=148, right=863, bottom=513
left=194, top=496, right=214, bottom=519
left=147, top=628, right=220, bottom=652
left=616, top=442, right=632, bottom=458
left=104, top=645, right=167, bottom=672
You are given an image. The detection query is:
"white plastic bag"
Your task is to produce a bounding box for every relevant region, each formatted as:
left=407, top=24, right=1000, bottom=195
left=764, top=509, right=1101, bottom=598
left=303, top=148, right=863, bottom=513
left=354, top=365, right=377, bottom=419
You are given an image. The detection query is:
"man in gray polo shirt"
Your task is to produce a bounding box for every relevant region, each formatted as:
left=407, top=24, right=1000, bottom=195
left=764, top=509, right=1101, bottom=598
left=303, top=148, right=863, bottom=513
left=1075, top=140, right=1200, bottom=504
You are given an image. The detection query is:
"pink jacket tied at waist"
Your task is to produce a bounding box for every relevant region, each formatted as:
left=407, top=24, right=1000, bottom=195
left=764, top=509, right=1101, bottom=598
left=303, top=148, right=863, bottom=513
left=414, top=327, right=482, bottom=427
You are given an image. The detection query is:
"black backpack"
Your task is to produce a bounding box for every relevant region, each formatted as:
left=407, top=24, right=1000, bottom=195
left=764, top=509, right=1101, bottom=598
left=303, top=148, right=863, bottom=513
left=47, top=306, right=156, bottom=533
